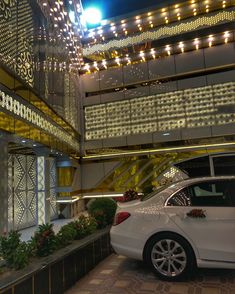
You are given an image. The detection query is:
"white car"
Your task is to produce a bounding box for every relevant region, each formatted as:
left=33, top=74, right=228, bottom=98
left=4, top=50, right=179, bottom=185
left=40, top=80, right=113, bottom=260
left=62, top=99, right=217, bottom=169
left=110, top=176, right=235, bottom=281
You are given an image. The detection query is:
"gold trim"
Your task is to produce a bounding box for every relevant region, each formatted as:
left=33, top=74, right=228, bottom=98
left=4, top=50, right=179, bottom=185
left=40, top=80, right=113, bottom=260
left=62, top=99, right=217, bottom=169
left=83, top=142, right=235, bottom=160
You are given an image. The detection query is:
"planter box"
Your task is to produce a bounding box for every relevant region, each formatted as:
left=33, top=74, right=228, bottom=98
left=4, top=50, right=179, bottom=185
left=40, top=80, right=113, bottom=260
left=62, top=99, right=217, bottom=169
left=0, top=228, right=112, bottom=294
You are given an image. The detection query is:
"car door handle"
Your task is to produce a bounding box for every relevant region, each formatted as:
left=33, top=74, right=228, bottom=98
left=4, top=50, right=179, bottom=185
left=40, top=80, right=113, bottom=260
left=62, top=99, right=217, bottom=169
left=186, top=209, right=206, bottom=218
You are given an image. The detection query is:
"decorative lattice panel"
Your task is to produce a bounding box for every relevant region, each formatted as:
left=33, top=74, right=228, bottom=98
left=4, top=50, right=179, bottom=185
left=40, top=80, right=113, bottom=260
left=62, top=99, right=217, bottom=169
left=12, top=155, right=37, bottom=230
left=37, top=156, right=45, bottom=225
left=0, top=143, right=9, bottom=234
left=8, top=155, right=13, bottom=230
left=49, top=158, right=57, bottom=220
left=0, top=0, right=34, bottom=87
left=64, top=73, right=79, bottom=131
left=85, top=81, right=235, bottom=140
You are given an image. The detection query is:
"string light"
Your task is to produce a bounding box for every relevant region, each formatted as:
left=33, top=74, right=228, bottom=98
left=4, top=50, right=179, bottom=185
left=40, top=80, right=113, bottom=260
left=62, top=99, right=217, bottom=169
left=81, top=31, right=232, bottom=73
left=83, top=1, right=234, bottom=45
left=38, top=0, right=84, bottom=71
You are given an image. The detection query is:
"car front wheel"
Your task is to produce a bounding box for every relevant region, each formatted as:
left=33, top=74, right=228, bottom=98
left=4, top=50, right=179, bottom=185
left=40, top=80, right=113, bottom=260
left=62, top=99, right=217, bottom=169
left=145, top=233, right=196, bottom=281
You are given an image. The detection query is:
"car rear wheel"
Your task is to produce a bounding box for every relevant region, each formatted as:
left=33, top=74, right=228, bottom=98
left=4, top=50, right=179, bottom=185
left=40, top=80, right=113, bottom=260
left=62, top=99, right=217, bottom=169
left=145, top=233, right=196, bottom=281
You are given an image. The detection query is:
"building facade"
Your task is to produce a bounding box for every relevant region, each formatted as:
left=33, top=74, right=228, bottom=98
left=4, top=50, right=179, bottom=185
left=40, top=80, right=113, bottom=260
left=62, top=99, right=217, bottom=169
left=0, top=0, right=235, bottom=233
left=80, top=0, right=235, bottom=193
left=0, top=0, right=83, bottom=233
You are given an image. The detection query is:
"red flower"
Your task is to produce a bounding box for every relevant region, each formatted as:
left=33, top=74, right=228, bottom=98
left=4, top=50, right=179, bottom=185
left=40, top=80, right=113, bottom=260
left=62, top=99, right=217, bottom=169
left=187, top=209, right=206, bottom=218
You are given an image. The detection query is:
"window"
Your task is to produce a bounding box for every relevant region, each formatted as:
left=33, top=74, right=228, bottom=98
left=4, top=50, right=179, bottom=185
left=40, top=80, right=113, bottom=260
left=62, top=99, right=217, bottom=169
left=213, top=156, right=235, bottom=176
left=167, top=188, right=191, bottom=206
left=175, top=156, right=210, bottom=177
left=166, top=179, right=235, bottom=207
left=189, top=180, right=235, bottom=207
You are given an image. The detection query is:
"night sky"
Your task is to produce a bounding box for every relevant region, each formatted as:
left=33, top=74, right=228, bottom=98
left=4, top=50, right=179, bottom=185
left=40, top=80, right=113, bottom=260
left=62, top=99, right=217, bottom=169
left=81, top=0, right=161, bottom=19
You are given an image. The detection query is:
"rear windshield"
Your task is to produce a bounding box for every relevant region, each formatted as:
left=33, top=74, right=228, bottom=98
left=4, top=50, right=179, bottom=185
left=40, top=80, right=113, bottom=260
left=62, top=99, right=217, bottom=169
left=141, top=183, right=174, bottom=201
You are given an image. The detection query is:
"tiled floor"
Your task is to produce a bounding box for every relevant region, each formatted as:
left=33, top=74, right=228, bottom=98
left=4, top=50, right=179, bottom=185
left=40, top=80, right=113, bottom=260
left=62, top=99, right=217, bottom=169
left=66, top=254, right=235, bottom=294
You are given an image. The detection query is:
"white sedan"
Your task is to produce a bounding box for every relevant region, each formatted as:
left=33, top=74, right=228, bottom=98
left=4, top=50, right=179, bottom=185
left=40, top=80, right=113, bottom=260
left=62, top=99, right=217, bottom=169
left=110, top=176, right=235, bottom=281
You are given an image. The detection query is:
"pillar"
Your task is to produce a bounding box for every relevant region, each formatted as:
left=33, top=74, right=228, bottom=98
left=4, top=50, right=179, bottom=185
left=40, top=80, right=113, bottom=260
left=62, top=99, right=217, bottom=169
left=37, top=156, right=51, bottom=224
left=0, top=140, right=8, bottom=234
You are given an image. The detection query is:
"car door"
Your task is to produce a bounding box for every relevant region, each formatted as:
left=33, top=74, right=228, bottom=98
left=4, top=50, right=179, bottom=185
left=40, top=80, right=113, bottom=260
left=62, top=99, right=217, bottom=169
left=164, top=179, right=235, bottom=262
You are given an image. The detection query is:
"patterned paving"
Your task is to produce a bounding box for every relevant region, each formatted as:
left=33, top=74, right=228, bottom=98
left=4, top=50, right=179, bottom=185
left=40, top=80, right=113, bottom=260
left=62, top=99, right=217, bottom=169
left=66, top=254, right=235, bottom=294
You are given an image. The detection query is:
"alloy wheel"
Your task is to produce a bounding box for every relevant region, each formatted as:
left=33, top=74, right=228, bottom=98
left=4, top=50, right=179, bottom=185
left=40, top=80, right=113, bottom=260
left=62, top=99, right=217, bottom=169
left=151, top=239, right=187, bottom=277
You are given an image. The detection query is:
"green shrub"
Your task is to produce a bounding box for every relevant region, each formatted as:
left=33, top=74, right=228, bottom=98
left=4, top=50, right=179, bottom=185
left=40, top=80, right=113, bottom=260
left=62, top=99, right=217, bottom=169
left=0, top=231, right=20, bottom=266
left=12, top=242, right=32, bottom=270
left=32, top=223, right=57, bottom=257
left=0, top=231, right=31, bottom=269
left=56, top=222, right=77, bottom=248
left=91, top=209, right=107, bottom=229
left=88, top=198, right=117, bottom=229
left=73, top=215, right=97, bottom=239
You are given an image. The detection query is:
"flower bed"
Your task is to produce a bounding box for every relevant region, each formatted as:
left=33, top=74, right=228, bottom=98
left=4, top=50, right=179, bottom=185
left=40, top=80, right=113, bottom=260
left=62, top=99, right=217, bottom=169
left=0, top=198, right=117, bottom=294
left=0, top=227, right=112, bottom=294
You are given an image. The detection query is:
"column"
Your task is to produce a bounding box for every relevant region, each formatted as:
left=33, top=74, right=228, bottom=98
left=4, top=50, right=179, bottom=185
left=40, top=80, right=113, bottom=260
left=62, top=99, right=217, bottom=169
left=0, top=140, right=8, bottom=234
left=37, top=156, right=51, bottom=224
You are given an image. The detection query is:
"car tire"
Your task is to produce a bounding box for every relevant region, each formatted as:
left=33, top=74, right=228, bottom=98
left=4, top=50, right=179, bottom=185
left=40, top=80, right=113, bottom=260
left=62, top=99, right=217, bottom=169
left=144, top=232, right=196, bottom=281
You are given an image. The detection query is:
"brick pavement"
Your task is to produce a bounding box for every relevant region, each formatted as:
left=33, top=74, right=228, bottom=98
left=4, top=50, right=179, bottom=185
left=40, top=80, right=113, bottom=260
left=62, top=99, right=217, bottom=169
left=66, top=254, right=235, bottom=294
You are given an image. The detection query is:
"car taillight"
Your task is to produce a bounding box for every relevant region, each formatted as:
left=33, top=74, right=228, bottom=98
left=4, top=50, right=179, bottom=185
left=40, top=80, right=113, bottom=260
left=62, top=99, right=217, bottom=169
left=113, top=212, right=131, bottom=226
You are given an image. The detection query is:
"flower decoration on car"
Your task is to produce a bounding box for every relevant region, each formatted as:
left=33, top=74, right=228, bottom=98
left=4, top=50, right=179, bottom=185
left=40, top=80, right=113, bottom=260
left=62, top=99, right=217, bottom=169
left=117, top=189, right=140, bottom=202
left=186, top=209, right=206, bottom=218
